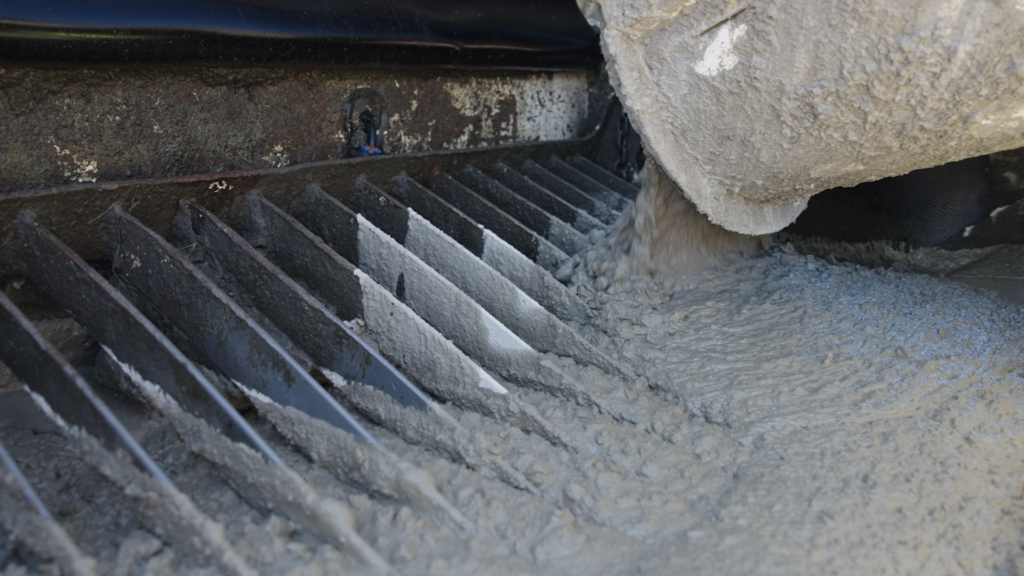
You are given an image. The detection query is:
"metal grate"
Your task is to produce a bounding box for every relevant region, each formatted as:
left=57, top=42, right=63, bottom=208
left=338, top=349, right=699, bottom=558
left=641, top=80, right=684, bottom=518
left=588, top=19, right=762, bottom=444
left=0, top=144, right=641, bottom=573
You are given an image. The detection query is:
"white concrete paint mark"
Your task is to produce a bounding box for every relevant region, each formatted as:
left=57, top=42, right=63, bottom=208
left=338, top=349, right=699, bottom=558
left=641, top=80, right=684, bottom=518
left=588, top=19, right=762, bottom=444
left=476, top=366, right=508, bottom=394
left=320, top=368, right=349, bottom=388
left=359, top=213, right=533, bottom=357
left=963, top=224, right=975, bottom=237
left=516, top=286, right=544, bottom=312
left=27, top=389, right=70, bottom=432
left=693, top=23, right=748, bottom=77
left=209, top=180, right=233, bottom=193
left=52, top=145, right=98, bottom=183
left=989, top=205, right=1011, bottom=221
left=479, top=309, right=532, bottom=352
left=262, top=144, right=290, bottom=168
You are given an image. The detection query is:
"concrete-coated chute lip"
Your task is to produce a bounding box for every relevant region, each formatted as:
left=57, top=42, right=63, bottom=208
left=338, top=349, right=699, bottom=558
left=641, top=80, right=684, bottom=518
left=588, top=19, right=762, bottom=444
left=592, top=0, right=1024, bottom=234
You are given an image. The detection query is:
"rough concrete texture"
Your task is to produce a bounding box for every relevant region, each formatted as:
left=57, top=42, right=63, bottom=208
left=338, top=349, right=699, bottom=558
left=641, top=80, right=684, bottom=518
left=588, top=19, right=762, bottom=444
left=108, top=354, right=391, bottom=571
left=562, top=161, right=767, bottom=291
left=4, top=236, right=1024, bottom=574
left=404, top=210, right=628, bottom=379
left=407, top=208, right=591, bottom=323
left=589, top=0, right=1024, bottom=234
left=353, top=268, right=575, bottom=451
left=1, top=469, right=98, bottom=576
left=0, top=68, right=593, bottom=192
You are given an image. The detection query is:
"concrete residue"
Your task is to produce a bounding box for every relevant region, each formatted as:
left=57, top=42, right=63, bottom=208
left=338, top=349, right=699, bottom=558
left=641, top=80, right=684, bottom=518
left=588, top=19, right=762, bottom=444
left=594, top=0, right=1024, bottom=234
left=442, top=75, right=589, bottom=146
left=404, top=209, right=629, bottom=381
left=334, top=383, right=540, bottom=496
left=105, top=350, right=390, bottom=571
left=237, top=382, right=473, bottom=534
left=21, top=389, right=256, bottom=576
left=605, top=249, right=1023, bottom=573
left=353, top=268, right=575, bottom=450
left=1, top=470, right=98, bottom=576
left=67, top=430, right=254, bottom=576
left=562, top=160, right=767, bottom=291
left=693, top=22, right=748, bottom=77
left=472, top=222, right=591, bottom=322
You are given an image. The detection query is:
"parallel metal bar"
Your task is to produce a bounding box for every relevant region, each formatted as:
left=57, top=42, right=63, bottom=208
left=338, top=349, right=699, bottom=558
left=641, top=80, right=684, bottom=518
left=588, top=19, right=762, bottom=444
left=401, top=208, right=631, bottom=379
left=0, top=440, right=50, bottom=519
left=0, top=289, right=170, bottom=482
left=16, top=217, right=281, bottom=463
left=330, top=176, right=590, bottom=328
left=266, top=188, right=502, bottom=401
left=388, top=173, right=488, bottom=258
left=1, top=439, right=99, bottom=576
left=519, top=160, right=619, bottom=224
left=432, top=171, right=540, bottom=261
left=228, top=194, right=432, bottom=412
left=352, top=269, right=576, bottom=450
left=546, top=155, right=633, bottom=212
left=277, top=188, right=574, bottom=449
left=433, top=172, right=569, bottom=272
left=489, top=162, right=607, bottom=234
left=108, top=205, right=379, bottom=444
left=347, top=176, right=410, bottom=244
left=571, top=154, right=640, bottom=200
left=389, top=174, right=589, bottom=322
left=325, top=180, right=632, bottom=388
left=456, top=166, right=585, bottom=255
left=359, top=178, right=592, bottom=333
left=291, top=186, right=539, bottom=377
left=532, top=157, right=628, bottom=213
left=290, top=184, right=362, bottom=266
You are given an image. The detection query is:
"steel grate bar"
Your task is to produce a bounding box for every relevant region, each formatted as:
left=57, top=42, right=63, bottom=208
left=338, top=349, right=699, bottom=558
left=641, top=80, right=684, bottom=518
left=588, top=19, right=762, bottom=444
left=433, top=172, right=570, bottom=272
left=0, top=289, right=170, bottom=483
left=227, top=193, right=432, bottom=412
left=14, top=216, right=282, bottom=463
left=387, top=173, right=488, bottom=257
left=1, top=439, right=99, bottom=576
left=537, top=157, right=630, bottom=213
left=389, top=174, right=590, bottom=322
left=190, top=201, right=400, bottom=442
left=344, top=176, right=410, bottom=244
left=260, top=188, right=505, bottom=403
left=571, top=154, right=640, bottom=200
left=294, top=185, right=540, bottom=381
left=456, top=166, right=586, bottom=255
left=546, top=155, right=634, bottom=212
left=0, top=440, right=51, bottom=520
left=108, top=205, right=379, bottom=445
left=489, top=162, right=607, bottom=234
left=519, top=160, right=620, bottom=224
left=349, top=176, right=593, bottom=327
left=330, top=179, right=632, bottom=388
left=283, top=186, right=574, bottom=449
left=401, top=207, right=633, bottom=380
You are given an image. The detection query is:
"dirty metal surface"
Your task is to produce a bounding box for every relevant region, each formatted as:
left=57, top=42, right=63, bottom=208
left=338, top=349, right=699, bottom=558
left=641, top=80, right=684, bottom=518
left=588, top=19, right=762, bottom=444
left=109, top=205, right=380, bottom=444
left=0, top=132, right=654, bottom=573
left=0, top=67, right=601, bottom=193
left=0, top=130, right=607, bottom=276
left=15, top=213, right=280, bottom=459
left=0, top=286, right=170, bottom=482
